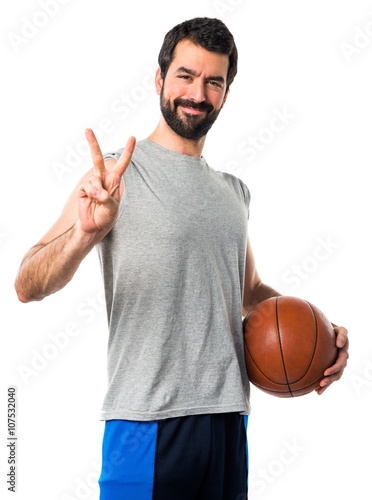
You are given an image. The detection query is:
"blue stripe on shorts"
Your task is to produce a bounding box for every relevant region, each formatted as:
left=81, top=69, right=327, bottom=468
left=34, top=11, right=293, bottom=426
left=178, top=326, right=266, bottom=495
left=98, top=420, right=158, bottom=500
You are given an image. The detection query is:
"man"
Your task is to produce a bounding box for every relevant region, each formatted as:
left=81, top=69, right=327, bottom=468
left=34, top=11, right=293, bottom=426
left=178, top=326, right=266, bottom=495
left=15, top=17, right=348, bottom=500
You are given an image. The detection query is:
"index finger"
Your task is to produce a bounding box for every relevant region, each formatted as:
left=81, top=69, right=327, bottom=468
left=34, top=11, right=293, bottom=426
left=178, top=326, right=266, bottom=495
left=85, top=128, right=105, bottom=174
left=113, top=136, right=136, bottom=177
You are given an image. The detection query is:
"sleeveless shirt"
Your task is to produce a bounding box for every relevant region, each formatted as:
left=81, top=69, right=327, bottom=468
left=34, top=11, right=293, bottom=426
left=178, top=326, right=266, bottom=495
left=97, top=139, right=251, bottom=421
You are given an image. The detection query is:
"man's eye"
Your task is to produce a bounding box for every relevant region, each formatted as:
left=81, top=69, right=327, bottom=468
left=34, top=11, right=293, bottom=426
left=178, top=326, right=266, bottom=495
left=209, top=81, right=222, bottom=88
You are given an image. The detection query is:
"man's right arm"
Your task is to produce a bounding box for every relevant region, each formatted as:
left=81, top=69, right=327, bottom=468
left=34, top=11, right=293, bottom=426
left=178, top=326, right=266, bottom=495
left=14, top=217, right=100, bottom=303
left=14, top=129, right=136, bottom=303
left=14, top=165, right=110, bottom=303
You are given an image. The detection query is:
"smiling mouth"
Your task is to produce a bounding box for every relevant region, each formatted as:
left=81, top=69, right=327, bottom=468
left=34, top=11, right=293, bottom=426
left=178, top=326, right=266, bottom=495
left=179, top=106, right=206, bottom=116
left=174, top=97, right=214, bottom=115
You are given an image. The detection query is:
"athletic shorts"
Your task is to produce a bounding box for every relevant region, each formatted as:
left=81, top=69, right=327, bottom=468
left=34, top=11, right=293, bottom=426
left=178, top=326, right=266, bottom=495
left=98, top=412, right=249, bottom=500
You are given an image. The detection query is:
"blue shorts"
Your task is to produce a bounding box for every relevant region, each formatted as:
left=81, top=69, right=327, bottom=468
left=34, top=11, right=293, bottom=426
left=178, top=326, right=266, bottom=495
left=98, top=412, right=249, bottom=500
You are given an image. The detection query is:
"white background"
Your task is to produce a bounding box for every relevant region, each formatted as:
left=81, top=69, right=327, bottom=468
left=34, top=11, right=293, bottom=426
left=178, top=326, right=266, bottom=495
left=1, top=0, right=371, bottom=499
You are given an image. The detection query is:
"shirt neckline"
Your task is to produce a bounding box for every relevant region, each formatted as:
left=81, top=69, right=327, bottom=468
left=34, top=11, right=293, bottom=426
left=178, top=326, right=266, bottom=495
left=140, top=138, right=207, bottom=167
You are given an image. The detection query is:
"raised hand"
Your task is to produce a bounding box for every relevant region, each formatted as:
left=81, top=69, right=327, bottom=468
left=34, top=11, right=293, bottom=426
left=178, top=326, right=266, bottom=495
left=78, top=128, right=136, bottom=234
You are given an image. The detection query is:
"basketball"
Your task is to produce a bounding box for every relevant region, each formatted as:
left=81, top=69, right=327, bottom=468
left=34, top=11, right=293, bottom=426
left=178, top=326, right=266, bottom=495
left=243, top=296, right=338, bottom=397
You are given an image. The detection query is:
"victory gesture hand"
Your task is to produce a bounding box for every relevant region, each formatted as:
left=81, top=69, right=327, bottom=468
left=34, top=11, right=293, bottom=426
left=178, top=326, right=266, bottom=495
left=78, top=128, right=136, bottom=234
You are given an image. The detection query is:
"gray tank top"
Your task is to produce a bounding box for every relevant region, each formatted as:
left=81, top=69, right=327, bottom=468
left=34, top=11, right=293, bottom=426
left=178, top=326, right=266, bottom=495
left=97, top=139, right=251, bottom=421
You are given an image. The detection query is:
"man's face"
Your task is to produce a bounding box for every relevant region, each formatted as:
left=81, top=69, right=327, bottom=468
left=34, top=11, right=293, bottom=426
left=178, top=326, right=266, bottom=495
left=157, top=39, right=229, bottom=141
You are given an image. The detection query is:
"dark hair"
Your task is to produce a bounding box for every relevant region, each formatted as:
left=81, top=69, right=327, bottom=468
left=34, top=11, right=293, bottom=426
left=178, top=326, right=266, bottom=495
left=158, top=17, right=238, bottom=92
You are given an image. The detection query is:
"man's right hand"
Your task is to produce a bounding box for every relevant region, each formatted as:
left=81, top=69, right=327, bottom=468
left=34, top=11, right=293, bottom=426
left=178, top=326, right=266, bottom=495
left=78, top=128, right=136, bottom=234
left=14, top=129, right=136, bottom=302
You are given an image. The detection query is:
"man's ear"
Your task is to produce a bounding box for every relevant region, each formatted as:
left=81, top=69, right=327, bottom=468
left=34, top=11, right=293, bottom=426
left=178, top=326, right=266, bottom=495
left=155, top=67, right=163, bottom=95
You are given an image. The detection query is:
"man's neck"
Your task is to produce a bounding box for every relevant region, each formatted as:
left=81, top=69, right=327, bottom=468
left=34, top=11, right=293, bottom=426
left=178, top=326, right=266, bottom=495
left=147, top=119, right=206, bottom=158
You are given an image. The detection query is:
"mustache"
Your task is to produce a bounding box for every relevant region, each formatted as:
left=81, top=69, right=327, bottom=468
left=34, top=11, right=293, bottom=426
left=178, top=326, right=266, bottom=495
left=174, top=98, right=214, bottom=113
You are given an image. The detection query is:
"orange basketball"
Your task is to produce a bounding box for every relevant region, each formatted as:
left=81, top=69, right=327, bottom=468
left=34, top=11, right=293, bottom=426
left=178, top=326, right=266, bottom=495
left=243, top=296, right=338, bottom=397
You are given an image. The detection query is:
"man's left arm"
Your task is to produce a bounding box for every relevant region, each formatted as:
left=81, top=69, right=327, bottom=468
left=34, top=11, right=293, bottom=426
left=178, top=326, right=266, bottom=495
left=242, top=238, right=349, bottom=394
left=241, top=237, right=280, bottom=317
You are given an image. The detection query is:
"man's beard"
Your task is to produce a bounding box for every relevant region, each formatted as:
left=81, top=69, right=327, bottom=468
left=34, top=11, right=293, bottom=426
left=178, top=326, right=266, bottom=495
left=160, top=87, right=222, bottom=141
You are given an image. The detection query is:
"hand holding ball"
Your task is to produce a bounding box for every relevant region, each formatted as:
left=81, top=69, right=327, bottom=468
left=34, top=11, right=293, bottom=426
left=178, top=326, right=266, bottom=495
left=243, top=296, right=338, bottom=397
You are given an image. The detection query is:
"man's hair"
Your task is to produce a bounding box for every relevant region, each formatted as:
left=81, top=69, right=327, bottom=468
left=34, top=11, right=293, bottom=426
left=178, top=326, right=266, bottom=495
left=158, top=17, right=238, bottom=93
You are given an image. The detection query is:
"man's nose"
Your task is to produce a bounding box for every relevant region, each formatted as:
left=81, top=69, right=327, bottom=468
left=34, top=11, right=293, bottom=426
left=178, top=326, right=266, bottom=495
left=187, top=79, right=206, bottom=102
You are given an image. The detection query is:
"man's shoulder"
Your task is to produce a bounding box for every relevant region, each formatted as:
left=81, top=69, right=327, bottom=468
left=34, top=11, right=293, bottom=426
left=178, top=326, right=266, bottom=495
left=103, top=139, right=148, bottom=162
left=217, top=170, right=251, bottom=207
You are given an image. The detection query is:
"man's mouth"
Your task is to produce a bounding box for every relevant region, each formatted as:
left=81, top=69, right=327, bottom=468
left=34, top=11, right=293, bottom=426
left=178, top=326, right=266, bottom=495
left=180, top=106, right=206, bottom=115
left=174, top=98, right=213, bottom=115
